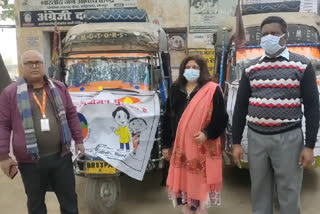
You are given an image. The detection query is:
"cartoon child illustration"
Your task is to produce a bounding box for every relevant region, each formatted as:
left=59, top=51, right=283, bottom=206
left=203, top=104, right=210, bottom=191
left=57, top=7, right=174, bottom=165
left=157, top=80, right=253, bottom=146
left=112, top=106, right=131, bottom=152
left=129, top=118, right=148, bottom=155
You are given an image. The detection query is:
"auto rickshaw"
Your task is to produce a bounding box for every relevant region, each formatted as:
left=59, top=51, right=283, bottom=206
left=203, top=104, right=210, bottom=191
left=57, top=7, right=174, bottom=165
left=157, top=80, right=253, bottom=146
left=55, top=9, right=171, bottom=214
left=214, top=12, right=320, bottom=168
left=0, top=54, right=11, bottom=93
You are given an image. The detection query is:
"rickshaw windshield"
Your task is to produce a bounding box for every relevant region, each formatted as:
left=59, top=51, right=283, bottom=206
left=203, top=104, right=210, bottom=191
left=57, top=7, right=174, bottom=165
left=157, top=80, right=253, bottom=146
left=66, top=58, right=150, bottom=89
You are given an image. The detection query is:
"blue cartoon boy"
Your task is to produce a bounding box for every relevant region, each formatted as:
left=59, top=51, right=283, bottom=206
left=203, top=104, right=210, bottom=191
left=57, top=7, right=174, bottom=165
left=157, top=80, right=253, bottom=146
left=112, top=106, right=131, bottom=152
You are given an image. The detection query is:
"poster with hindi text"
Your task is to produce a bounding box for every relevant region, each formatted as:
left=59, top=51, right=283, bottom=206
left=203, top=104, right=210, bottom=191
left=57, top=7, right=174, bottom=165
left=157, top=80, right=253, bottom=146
left=71, top=90, right=160, bottom=180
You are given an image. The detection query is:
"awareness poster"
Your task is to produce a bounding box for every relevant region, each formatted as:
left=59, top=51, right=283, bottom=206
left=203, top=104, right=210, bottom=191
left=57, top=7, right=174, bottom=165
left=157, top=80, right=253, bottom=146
left=71, top=90, right=160, bottom=180
left=189, top=0, right=219, bottom=33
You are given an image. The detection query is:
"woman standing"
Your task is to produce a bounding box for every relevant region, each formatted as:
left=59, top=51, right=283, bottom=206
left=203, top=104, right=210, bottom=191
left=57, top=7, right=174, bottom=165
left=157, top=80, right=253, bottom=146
left=161, top=55, right=228, bottom=214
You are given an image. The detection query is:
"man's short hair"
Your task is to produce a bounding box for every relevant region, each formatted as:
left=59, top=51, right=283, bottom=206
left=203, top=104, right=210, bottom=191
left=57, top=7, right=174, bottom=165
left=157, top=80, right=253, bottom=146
left=21, top=50, right=44, bottom=65
left=260, top=16, right=288, bottom=34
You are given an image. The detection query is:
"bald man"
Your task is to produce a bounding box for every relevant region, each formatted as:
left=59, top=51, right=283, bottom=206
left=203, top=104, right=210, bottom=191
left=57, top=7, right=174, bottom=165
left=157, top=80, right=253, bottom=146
left=0, top=50, right=84, bottom=214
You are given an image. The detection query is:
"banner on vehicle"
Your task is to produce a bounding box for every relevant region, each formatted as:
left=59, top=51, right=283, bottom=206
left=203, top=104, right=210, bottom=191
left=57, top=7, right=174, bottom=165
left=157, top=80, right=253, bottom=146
left=70, top=90, right=160, bottom=180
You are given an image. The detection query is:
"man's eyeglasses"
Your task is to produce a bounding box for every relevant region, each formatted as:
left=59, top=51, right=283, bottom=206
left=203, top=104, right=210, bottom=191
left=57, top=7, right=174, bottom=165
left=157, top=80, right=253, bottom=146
left=23, top=61, right=43, bottom=68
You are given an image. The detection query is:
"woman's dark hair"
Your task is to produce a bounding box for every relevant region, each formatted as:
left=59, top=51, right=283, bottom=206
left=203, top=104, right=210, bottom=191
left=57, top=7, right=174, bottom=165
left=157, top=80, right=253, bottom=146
left=260, top=16, right=288, bottom=34
left=176, top=55, right=212, bottom=87
left=112, top=106, right=130, bottom=119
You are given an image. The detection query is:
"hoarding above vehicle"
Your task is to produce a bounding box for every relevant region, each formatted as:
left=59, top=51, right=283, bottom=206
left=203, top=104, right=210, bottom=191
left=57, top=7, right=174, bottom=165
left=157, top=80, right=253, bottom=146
left=242, top=0, right=320, bottom=15
left=19, top=0, right=138, bottom=27
left=19, top=0, right=138, bottom=11
left=85, top=9, right=147, bottom=23
left=20, top=9, right=86, bottom=27
left=242, top=0, right=301, bottom=15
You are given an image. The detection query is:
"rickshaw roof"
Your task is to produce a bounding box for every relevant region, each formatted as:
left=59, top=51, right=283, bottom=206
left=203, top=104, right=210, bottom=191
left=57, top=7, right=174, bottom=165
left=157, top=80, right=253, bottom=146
left=215, top=12, right=320, bottom=51
left=63, top=22, right=168, bottom=54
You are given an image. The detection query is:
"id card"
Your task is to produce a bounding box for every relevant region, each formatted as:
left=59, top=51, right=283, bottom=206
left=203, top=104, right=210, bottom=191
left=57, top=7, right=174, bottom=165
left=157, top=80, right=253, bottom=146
left=40, top=118, right=50, bottom=132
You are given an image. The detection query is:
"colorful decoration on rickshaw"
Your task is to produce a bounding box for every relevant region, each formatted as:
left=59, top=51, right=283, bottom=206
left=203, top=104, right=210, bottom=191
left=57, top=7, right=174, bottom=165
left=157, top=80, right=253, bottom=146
left=118, top=96, right=141, bottom=104
left=78, top=113, right=89, bottom=139
left=68, top=81, right=149, bottom=93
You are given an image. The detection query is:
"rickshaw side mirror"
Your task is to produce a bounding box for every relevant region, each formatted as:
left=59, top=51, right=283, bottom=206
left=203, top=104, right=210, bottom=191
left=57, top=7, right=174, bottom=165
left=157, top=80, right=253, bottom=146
left=212, top=33, right=217, bottom=45
left=53, top=67, right=68, bottom=84
left=48, top=66, right=57, bottom=78
left=153, top=68, right=161, bottom=85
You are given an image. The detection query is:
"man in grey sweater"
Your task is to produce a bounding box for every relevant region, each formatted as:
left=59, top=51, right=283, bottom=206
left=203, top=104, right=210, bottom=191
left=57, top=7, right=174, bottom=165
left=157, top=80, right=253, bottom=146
left=232, top=16, right=319, bottom=214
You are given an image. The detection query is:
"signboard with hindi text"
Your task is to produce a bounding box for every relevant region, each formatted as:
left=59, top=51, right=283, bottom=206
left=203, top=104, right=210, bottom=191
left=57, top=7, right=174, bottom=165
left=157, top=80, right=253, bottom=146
left=19, top=0, right=138, bottom=27
left=20, top=10, right=86, bottom=27
left=19, top=0, right=138, bottom=11
left=189, top=49, right=216, bottom=76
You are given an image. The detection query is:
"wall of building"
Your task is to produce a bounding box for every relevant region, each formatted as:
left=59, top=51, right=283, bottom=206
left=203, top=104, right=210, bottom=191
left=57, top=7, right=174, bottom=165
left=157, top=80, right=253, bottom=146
left=139, top=0, right=189, bottom=28
left=15, top=0, right=71, bottom=71
left=15, top=0, right=237, bottom=75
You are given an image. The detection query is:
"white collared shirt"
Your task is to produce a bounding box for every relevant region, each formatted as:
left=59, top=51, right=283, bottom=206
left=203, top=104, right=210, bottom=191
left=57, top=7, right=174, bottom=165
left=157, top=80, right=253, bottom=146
left=260, top=48, right=289, bottom=62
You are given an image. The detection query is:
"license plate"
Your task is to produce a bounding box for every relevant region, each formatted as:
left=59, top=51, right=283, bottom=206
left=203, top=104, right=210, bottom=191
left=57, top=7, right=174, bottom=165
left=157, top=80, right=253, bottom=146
left=85, top=161, right=116, bottom=174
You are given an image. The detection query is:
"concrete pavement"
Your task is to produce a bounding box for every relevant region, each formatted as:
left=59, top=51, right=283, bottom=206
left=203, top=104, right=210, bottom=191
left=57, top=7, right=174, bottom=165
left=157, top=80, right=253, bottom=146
left=1, top=167, right=319, bottom=214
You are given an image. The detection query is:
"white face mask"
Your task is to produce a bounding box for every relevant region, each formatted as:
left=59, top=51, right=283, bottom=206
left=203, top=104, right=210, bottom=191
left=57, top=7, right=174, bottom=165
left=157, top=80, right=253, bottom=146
left=183, top=69, right=200, bottom=82
left=260, top=34, right=285, bottom=55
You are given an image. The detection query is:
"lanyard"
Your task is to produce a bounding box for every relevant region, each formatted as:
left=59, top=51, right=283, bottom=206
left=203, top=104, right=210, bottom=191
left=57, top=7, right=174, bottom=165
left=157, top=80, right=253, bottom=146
left=33, top=89, right=47, bottom=118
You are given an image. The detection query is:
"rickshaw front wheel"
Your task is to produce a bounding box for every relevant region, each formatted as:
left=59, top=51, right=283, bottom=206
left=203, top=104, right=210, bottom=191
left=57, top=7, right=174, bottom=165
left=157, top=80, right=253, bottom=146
left=86, top=177, right=120, bottom=214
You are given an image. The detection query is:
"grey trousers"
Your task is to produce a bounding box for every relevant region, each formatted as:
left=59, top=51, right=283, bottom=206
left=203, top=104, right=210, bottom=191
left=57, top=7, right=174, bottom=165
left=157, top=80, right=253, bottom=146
left=247, top=128, right=304, bottom=214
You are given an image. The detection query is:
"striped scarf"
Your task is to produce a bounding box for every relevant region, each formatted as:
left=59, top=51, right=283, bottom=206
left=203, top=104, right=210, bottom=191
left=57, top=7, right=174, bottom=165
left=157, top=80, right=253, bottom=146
left=17, top=77, right=72, bottom=159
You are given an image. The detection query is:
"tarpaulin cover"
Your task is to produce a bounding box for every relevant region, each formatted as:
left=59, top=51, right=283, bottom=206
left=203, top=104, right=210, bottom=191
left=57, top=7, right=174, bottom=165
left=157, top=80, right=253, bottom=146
left=63, top=22, right=168, bottom=53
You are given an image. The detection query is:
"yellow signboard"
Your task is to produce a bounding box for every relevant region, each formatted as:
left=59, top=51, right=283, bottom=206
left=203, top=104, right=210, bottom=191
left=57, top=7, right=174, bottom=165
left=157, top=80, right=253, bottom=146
left=188, top=49, right=215, bottom=76
left=85, top=161, right=117, bottom=174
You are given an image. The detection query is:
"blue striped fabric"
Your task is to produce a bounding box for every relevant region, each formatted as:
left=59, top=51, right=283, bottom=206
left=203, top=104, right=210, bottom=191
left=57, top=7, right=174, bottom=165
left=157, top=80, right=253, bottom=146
left=17, top=78, right=39, bottom=159
left=17, top=78, right=72, bottom=159
left=48, top=79, right=72, bottom=147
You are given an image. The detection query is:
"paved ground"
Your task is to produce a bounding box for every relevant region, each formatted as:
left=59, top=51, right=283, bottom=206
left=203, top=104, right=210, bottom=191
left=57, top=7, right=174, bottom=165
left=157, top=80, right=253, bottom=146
left=1, top=166, right=320, bottom=214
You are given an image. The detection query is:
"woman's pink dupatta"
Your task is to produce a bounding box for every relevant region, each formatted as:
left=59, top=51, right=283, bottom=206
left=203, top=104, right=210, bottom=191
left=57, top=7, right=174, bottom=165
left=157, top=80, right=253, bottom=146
left=167, top=82, right=223, bottom=206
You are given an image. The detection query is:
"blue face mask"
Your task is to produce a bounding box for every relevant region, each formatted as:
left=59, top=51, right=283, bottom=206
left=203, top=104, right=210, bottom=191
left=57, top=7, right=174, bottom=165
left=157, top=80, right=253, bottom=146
left=260, top=34, right=285, bottom=55
left=183, top=69, right=200, bottom=82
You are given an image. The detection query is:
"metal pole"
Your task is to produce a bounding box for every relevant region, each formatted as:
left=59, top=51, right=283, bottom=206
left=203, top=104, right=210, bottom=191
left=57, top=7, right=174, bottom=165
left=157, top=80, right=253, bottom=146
left=0, top=25, right=16, bottom=28
left=157, top=29, right=168, bottom=99
left=219, top=28, right=226, bottom=86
